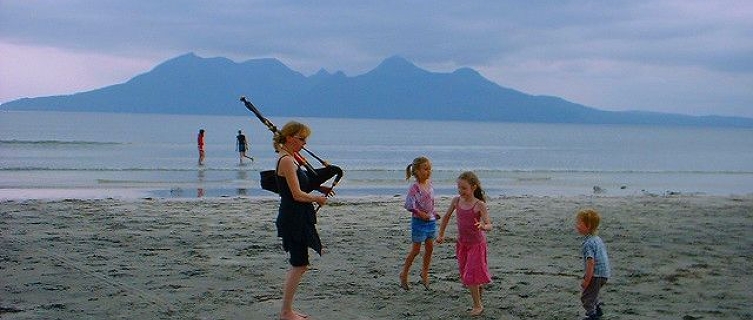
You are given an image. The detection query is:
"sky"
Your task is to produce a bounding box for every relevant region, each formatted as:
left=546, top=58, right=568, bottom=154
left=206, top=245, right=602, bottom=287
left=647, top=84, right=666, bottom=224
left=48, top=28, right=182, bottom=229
left=1, top=1, right=752, bottom=118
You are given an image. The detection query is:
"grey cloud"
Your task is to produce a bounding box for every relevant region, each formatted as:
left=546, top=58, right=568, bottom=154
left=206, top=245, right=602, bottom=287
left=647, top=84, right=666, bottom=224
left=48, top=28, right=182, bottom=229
left=1, top=0, right=751, bottom=117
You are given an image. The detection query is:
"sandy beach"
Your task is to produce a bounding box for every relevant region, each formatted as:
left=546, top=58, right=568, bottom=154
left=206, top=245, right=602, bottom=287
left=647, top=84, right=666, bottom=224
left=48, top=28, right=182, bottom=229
left=1, top=195, right=752, bottom=319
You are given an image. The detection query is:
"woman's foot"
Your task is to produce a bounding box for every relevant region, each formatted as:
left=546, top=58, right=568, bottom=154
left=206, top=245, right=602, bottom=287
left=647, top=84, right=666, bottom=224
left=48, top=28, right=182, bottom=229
left=470, top=307, right=484, bottom=316
left=279, top=310, right=309, bottom=320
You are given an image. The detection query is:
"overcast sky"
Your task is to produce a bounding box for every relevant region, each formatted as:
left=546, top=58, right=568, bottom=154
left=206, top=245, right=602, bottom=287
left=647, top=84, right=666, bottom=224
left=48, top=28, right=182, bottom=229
left=1, top=1, right=751, bottom=118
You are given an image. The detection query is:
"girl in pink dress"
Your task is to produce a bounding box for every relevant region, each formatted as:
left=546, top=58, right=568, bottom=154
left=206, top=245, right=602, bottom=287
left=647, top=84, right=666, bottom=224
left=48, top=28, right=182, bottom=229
left=437, top=171, right=492, bottom=316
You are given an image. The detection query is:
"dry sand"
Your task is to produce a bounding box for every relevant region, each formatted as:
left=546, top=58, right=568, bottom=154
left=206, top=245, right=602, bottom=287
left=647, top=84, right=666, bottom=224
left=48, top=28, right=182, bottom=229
left=2, top=195, right=752, bottom=319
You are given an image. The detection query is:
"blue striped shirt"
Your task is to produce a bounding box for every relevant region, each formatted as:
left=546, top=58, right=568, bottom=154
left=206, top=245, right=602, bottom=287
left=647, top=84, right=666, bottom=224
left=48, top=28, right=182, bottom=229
left=582, top=235, right=611, bottom=278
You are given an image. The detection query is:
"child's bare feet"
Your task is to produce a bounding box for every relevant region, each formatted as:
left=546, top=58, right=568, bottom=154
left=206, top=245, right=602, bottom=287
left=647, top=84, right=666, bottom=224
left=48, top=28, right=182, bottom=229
left=470, top=307, right=484, bottom=316
left=399, top=272, right=410, bottom=291
left=421, top=271, right=430, bottom=290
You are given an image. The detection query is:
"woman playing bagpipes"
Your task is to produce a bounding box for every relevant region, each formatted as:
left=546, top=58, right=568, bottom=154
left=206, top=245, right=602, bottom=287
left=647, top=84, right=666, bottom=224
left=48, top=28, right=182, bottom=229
left=274, top=121, right=330, bottom=320
left=239, top=97, right=342, bottom=320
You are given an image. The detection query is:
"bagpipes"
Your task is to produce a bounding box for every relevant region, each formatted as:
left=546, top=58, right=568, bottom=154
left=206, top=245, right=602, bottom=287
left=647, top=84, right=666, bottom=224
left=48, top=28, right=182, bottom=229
left=240, top=96, right=343, bottom=202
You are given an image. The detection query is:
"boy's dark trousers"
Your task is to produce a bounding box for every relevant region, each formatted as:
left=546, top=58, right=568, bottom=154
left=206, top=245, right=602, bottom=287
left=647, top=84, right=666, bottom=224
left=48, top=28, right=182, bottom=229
left=581, top=277, right=608, bottom=318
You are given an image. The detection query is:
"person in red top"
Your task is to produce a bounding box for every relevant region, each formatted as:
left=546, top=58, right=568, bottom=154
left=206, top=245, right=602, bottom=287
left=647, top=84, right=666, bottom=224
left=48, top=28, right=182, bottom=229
left=197, top=129, right=205, bottom=165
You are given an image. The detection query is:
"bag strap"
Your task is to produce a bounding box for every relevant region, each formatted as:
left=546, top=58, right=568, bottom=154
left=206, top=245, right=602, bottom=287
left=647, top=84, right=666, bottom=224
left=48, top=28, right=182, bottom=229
left=275, top=154, right=291, bottom=175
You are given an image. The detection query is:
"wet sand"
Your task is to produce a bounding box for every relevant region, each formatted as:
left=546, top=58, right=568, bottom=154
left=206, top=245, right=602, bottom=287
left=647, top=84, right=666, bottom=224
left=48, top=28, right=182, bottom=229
left=2, top=195, right=752, bottom=319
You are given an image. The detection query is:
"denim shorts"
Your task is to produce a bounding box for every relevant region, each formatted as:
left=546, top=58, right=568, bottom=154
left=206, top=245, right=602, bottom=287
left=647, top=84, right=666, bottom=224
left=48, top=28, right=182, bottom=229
left=411, top=217, right=437, bottom=243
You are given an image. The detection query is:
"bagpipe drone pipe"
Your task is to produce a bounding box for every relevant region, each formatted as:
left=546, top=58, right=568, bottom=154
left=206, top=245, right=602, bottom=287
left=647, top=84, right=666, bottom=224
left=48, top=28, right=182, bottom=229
left=240, top=96, right=343, bottom=197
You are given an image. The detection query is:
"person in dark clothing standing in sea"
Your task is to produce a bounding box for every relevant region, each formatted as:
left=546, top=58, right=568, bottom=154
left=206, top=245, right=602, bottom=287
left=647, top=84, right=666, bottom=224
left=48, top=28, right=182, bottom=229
left=273, top=121, right=328, bottom=320
left=236, top=130, right=254, bottom=164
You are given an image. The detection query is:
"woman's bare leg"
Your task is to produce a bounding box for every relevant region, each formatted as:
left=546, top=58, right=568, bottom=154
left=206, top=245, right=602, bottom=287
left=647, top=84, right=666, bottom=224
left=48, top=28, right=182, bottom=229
left=280, top=266, right=308, bottom=320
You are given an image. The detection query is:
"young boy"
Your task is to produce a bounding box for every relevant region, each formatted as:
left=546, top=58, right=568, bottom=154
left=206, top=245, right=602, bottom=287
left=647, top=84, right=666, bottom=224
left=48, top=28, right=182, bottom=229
left=575, top=209, right=611, bottom=320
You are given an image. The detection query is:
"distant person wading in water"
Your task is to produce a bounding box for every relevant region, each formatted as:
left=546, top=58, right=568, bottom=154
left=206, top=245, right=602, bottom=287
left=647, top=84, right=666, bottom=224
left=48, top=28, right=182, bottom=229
left=236, top=130, right=254, bottom=164
left=197, top=129, right=206, bottom=165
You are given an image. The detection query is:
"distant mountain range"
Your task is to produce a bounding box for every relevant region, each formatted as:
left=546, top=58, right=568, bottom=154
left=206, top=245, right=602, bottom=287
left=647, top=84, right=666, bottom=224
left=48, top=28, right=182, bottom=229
left=3, top=53, right=752, bottom=127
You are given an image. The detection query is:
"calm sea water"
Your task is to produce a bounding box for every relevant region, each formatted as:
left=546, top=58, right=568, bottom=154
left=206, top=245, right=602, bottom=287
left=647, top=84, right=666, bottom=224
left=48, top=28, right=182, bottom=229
left=1, top=111, right=752, bottom=200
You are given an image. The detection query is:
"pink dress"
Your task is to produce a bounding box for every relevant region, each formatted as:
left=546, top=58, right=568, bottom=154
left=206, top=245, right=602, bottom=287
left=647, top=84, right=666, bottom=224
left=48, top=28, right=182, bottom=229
left=455, top=201, right=491, bottom=286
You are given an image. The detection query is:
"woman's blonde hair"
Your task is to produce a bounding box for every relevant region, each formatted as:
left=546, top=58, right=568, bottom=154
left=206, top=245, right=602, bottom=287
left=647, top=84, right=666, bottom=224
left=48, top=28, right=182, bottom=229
left=405, top=156, right=431, bottom=180
left=458, top=171, right=486, bottom=202
left=273, top=121, right=311, bottom=151
left=576, top=208, right=601, bottom=234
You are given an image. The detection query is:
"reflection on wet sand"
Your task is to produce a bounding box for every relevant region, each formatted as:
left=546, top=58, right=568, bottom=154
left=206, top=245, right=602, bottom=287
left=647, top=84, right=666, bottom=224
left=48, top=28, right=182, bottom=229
left=236, top=169, right=248, bottom=196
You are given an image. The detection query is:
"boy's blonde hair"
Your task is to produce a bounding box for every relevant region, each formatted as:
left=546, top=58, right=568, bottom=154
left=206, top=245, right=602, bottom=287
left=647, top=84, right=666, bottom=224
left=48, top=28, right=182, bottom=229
left=577, top=208, right=601, bottom=234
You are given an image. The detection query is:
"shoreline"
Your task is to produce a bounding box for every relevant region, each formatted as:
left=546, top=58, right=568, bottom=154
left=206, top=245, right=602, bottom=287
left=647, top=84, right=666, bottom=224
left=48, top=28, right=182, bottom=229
left=2, top=194, right=752, bottom=319
left=1, top=184, right=752, bottom=202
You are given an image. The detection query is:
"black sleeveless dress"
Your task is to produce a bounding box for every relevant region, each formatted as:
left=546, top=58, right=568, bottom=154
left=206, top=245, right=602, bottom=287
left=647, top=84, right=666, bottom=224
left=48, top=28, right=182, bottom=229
left=275, top=156, right=322, bottom=255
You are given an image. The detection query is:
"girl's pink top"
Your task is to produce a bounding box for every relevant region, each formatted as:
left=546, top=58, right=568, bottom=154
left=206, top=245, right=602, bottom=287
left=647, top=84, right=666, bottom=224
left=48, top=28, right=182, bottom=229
left=456, top=200, right=485, bottom=244
left=404, top=182, right=437, bottom=221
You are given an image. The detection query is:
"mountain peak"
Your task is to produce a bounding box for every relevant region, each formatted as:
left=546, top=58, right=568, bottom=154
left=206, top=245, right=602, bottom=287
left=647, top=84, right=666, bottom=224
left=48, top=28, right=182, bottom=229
left=453, top=67, right=480, bottom=77
left=375, top=56, right=418, bottom=70
left=156, top=52, right=201, bottom=66
left=366, top=55, right=427, bottom=78
left=313, top=68, right=331, bottom=77
left=380, top=55, right=412, bottom=65
left=179, top=52, right=199, bottom=59
left=152, top=52, right=234, bottom=71
left=241, top=57, right=285, bottom=66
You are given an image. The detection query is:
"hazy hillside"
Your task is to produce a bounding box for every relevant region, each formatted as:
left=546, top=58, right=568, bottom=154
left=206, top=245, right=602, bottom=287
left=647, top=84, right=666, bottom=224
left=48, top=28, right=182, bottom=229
left=3, top=53, right=752, bottom=127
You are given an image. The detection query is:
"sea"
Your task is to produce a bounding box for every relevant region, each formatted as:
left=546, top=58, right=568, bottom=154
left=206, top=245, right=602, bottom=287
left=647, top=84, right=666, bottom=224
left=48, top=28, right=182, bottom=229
left=1, top=110, right=752, bottom=200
